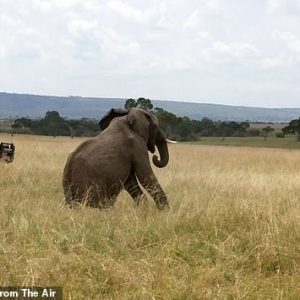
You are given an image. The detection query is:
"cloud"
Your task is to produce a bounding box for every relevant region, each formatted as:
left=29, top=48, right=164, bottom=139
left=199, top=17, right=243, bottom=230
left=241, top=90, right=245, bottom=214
left=267, top=0, right=300, bottom=14
left=272, top=30, right=300, bottom=53
left=203, top=41, right=260, bottom=64
left=68, top=18, right=99, bottom=37
left=261, top=57, right=287, bottom=69
left=32, top=0, right=82, bottom=11
left=0, top=0, right=300, bottom=107
left=107, top=1, right=145, bottom=23
left=184, top=10, right=200, bottom=29
left=0, top=12, right=42, bottom=60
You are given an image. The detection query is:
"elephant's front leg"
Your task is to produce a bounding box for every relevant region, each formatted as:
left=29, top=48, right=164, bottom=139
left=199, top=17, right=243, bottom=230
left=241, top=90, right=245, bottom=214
left=135, top=160, right=169, bottom=209
left=124, top=172, right=145, bottom=205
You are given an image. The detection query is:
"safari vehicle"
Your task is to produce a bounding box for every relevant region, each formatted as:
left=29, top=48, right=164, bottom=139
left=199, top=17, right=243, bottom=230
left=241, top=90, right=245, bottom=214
left=0, top=142, right=15, bottom=163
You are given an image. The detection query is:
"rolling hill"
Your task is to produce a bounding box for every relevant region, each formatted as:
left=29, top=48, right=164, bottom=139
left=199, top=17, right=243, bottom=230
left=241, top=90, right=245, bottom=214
left=1, top=92, right=300, bottom=122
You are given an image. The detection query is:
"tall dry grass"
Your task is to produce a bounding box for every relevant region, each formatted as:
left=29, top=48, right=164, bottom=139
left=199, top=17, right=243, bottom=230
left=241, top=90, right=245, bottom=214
left=1, top=133, right=300, bottom=299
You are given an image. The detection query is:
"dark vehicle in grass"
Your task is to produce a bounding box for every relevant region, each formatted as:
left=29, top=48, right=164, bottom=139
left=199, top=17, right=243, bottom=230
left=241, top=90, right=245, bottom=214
left=0, top=142, right=15, bottom=163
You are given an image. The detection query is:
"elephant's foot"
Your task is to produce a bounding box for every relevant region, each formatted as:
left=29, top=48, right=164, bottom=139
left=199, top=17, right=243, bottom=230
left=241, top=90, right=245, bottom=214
left=154, top=193, right=169, bottom=210
left=156, top=201, right=169, bottom=210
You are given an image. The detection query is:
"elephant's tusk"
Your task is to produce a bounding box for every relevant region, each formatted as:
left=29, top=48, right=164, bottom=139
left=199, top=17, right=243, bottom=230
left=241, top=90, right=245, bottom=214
left=165, top=138, right=177, bottom=144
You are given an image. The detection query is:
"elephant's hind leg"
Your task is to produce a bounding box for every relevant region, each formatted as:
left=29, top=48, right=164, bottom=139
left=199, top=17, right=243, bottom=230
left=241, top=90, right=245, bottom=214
left=124, top=172, right=145, bottom=205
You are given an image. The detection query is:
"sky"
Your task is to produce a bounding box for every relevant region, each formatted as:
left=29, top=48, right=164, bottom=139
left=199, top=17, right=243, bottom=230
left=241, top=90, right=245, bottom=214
left=0, top=0, right=300, bottom=108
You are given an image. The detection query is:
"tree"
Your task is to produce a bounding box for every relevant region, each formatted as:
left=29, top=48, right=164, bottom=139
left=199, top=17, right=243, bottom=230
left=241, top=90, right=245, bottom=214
left=7, top=112, right=100, bottom=137
left=136, top=97, right=153, bottom=110
left=218, top=121, right=249, bottom=137
left=282, top=118, right=300, bottom=140
left=247, top=128, right=261, bottom=137
left=124, top=98, right=137, bottom=109
left=11, top=121, right=23, bottom=134
left=44, top=111, right=63, bottom=122
left=153, top=107, right=180, bottom=138
left=124, top=97, right=153, bottom=111
left=11, top=117, right=33, bottom=134
left=262, top=126, right=274, bottom=141
left=197, top=118, right=218, bottom=136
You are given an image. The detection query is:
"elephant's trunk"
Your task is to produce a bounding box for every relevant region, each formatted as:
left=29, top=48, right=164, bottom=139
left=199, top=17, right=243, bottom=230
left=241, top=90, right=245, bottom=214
left=152, top=130, right=169, bottom=168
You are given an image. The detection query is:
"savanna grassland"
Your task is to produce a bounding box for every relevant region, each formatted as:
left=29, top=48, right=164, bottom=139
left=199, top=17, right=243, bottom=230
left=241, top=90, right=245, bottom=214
left=193, top=135, right=300, bottom=149
left=1, top=133, right=300, bottom=299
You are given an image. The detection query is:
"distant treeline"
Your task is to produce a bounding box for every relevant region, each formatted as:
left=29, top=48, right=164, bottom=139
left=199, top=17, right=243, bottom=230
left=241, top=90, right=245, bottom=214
left=4, top=98, right=299, bottom=141
left=11, top=111, right=99, bottom=137
left=125, top=98, right=262, bottom=140
left=154, top=107, right=252, bottom=141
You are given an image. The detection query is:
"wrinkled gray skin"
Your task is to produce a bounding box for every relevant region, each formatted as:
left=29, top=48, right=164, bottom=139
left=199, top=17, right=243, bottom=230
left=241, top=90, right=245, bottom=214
left=62, top=108, right=169, bottom=209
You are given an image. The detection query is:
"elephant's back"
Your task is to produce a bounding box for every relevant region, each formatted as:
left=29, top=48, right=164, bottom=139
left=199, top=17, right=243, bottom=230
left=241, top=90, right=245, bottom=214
left=66, top=136, right=132, bottom=186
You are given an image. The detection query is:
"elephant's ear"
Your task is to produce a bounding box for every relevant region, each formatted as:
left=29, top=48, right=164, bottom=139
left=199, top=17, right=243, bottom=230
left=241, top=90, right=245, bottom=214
left=127, top=109, right=150, bottom=139
left=99, top=108, right=128, bottom=130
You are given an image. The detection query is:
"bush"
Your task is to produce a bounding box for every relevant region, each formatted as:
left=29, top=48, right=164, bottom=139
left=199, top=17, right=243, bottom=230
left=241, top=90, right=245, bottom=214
left=276, top=132, right=285, bottom=138
left=246, top=129, right=261, bottom=137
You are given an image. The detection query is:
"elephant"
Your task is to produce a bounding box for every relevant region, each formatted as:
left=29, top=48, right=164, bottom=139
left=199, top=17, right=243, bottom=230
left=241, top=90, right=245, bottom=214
left=62, top=107, right=174, bottom=209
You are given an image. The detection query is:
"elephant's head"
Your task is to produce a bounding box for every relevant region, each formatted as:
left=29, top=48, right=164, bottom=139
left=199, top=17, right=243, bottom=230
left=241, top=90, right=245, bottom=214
left=99, top=108, right=171, bottom=168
